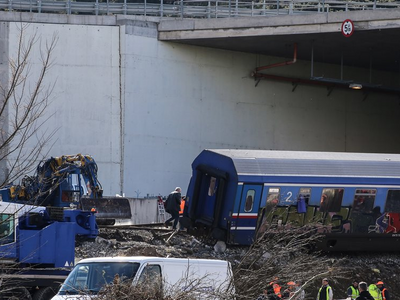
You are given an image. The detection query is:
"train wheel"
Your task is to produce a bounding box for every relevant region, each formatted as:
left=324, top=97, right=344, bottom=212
left=8, top=287, right=32, bottom=300
left=32, top=287, right=56, bottom=300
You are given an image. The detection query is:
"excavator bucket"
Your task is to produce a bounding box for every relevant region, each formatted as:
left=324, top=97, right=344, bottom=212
left=80, top=197, right=132, bottom=226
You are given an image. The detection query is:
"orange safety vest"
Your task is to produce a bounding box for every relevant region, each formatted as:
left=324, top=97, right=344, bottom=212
left=382, top=288, right=387, bottom=300
left=179, top=200, right=185, bottom=215
left=269, top=282, right=281, bottom=298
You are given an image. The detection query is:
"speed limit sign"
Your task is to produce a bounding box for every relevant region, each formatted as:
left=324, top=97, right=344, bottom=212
left=341, top=19, right=354, bottom=37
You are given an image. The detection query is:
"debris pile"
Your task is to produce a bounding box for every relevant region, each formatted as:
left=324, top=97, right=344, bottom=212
left=76, top=227, right=400, bottom=299
left=76, top=228, right=247, bottom=262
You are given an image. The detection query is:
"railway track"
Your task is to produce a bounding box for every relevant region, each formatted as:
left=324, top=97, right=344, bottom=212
left=99, top=223, right=189, bottom=234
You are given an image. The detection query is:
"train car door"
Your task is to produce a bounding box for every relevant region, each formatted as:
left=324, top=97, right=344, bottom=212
left=189, top=165, right=228, bottom=235
left=194, top=174, right=220, bottom=224
left=231, top=184, right=263, bottom=245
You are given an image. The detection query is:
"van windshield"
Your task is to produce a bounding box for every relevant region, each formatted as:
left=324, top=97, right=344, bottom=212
left=58, top=262, right=140, bottom=295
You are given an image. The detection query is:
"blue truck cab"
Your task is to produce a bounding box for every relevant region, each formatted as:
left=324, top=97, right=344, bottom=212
left=0, top=202, right=98, bottom=300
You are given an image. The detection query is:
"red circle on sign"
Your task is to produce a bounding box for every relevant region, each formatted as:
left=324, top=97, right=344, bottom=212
left=341, top=19, right=354, bottom=37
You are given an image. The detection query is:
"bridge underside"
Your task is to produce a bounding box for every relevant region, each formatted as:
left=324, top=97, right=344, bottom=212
left=158, top=9, right=400, bottom=74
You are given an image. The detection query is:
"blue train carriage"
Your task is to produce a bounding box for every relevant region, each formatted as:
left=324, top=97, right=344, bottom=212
left=184, top=149, right=400, bottom=252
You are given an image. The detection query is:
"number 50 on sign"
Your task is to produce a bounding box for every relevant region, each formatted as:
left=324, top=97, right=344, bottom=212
left=341, top=19, right=354, bottom=37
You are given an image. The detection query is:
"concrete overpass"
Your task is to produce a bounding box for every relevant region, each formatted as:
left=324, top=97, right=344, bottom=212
left=158, top=9, right=400, bottom=94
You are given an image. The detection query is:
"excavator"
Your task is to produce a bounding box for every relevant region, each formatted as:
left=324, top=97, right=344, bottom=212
left=0, top=154, right=132, bottom=226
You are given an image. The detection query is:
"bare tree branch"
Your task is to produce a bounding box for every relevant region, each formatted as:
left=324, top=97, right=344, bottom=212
left=0, top=23, right=58, bottom=187
left=232, top=216, right=345, bottom=300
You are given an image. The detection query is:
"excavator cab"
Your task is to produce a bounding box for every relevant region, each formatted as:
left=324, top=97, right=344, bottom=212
left=58, top=173, right=84, bottom=206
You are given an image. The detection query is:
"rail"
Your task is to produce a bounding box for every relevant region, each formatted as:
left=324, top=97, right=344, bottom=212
left=0, top=0, right=398, bottom=18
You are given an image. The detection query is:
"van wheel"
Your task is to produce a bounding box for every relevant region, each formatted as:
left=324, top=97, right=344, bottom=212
left=32, top=287, right=56, bottom=300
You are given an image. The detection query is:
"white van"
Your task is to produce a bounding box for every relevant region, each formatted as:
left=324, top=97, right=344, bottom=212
left=51, top=256, right=234, bottom=299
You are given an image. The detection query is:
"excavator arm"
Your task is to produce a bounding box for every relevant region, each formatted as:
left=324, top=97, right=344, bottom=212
left=38, top=154, right=103, bottom=198
left=0, top=154, right=132, bottom=226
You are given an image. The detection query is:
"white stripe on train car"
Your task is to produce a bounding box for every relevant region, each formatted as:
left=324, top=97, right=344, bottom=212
left=262, top=182, right=400, bottom=188
left=238, top=173, right=400, bottom=178
left=230, top=226, right=256, bottom=230
left=232, top=213, right=258, bottom=217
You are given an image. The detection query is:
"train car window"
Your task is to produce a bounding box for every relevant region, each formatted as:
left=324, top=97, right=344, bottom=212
left=262, top=188, right=281, bottom=224
left=298, top=188, right=311, bottom=205
left=325, top=207, right=351, bottom=229
left=208, top=177, right=217, bottom=196
left=385, top=190, right=400, bottom=212
left=352, top=189, right=376, bottom=213
left=319, top=188, right=344, bottom=213
left=244, top=190, right=255, bottom=212
left=297, top=188, right=311, bottom=214
left=266, top=188, right=280, bottom=208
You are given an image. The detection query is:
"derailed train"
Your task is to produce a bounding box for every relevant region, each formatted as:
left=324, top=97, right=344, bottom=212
left=182, top=149, right=400, bottom=251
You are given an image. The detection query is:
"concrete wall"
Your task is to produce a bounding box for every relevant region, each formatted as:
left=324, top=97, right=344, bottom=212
left=3, top=15, right=400, bottom=198
left=122, top=21, right=400, bottom=196
left=0, top=22, right=9, bottom=185
left=6, top=22, right=122, bottom=194
left=127, top=197, right=164, bottom=225
left=111, top=197, right=162, bottom=225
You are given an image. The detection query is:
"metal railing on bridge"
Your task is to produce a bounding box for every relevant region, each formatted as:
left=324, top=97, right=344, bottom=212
left=0, top=0, right=399, bottom=18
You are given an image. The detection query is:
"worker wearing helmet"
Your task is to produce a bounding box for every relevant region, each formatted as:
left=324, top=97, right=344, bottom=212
left=347, top=280, right=359, bottom=300
left=376, top=281, right=390, bottom=300
left=282, top=281, right=303, bottom=299
left=295, top=281, right=305, bottom=300
left=316, top=278, right=333, bottom=300
left=282, top=281, right=295, bottom=299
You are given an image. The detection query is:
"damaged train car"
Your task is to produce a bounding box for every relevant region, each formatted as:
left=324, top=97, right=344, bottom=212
left=183, top=149, right=400, bottom=251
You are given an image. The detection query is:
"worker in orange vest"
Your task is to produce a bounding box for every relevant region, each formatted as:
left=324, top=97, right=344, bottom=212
left=179, top=197, right=185, bottom=215
left=268, top=277, right=282, bottom=299
left=376, top=281, right=390, bottom=300
left=256, top=277, right=281, bottom=300
left=178, top=196, right=187, bottom=231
